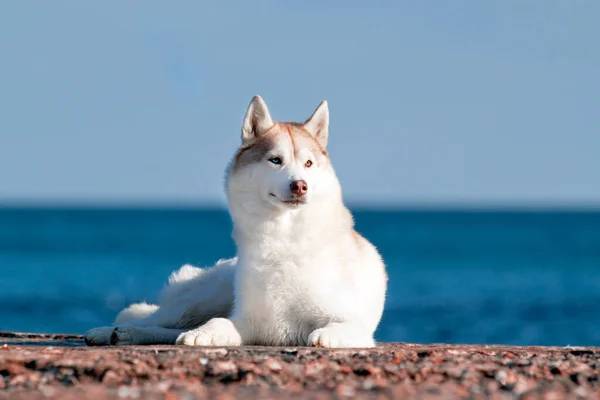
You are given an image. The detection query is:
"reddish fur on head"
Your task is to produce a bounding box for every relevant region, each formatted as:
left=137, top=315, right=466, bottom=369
left=233, top=123, right=328, bottom=172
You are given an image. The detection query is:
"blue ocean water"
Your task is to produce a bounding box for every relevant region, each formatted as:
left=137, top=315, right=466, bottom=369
left=1, top=207, right=600, bottom=346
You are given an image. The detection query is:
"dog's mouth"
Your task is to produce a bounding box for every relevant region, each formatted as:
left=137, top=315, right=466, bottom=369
left=269, top=193, right=307, bottom=206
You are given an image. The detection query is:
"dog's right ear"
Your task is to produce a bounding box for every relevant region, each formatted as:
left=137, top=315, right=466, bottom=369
left=242, top=95, right=274, bottom=145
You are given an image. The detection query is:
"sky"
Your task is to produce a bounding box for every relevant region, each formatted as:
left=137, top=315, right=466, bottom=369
left=0, top=2, right=598, bottom=207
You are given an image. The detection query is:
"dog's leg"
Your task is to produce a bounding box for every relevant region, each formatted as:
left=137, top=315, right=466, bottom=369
left=84, top=311, right=168, bottom=346
left=84, top=302, right=161, bottom=346
left=176, top=318, right=242, bottom=346
left=307, top=322, right=375, bottom=348
left=85, top=260, right=237, bottom=346
left=84, top=326, right=118, bottom=346
left=84, top=308, right=182, bottom=346
left=110, top=326, right=185, bottom=346
left=84, top=300, right=233, bottom=346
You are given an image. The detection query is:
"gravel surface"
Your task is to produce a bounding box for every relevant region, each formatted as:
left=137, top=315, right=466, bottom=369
left=1, top=332, right=599, bottom=399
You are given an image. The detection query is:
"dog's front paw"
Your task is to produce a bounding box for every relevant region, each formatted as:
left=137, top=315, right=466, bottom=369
left=307, top=327, right=344, bottom=348
left=84, top=326, right=115, bottom=346
left=176, top=318, right=242, bottom=347
left=308, top=325, right=375, bottom=348
left=176, top=327, right=214, bottom=346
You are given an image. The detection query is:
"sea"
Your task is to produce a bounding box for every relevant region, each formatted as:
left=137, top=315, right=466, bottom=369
left=1, top=207, right=600, bottom=347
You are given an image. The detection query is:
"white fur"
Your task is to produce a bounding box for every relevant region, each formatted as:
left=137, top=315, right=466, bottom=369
left=84, top=96, right=387, bottom=348
left=114, top=302, right=158, bottom=325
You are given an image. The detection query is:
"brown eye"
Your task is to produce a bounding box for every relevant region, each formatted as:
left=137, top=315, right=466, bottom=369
left=305, top=160, right=313, bottom=168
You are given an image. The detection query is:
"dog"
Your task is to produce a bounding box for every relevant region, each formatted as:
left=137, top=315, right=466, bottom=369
left=84, top=96, right=388, bottom=348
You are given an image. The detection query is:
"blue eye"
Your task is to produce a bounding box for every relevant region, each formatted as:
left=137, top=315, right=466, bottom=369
left=269, top=157, right=282, bottom=165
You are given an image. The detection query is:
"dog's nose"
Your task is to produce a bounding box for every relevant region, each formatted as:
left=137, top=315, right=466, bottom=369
left=290, top=180, right=308, bottom=196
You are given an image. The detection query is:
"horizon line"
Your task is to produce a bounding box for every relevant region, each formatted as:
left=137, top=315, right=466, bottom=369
left=1, top=199, right=600, bottom=212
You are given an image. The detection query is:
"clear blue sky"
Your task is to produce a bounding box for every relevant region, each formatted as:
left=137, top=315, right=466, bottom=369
left=1, top=2, right=598, bottom=207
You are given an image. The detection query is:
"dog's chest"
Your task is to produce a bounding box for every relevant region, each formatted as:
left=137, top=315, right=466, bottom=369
left=235, top=255, right=341, bottom=343
left=241, top=257, right=330, bottom=306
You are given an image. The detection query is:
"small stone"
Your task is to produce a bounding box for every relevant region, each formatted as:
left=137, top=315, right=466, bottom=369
left=574, top=387, right=588, bottom=398
left=118, top=385, right=141, bottom=398
left=427, top=374, right=445, bottom=384
left=152, top=380, right=173, bottom=393
left=27, top=371, right=41, bottom=386
left=366, top=365, right=382, bottom=376
left=513, top=377, right=536, bottom=395
left=444, top=365, right=465, bottom=379
left=7, top=362, right=26, bottom=374
left=362, top=379, right=375, bottom=390
left=58, top=367, right=74, bottom=376
left=9, top=374, right=28, bottom=387
left=304, top=360, right=327, bottom=376
left=282, top=347, right=298, bottom=354
left=373, top=377, right=390, bottom=389
left=214, top=393, right=236, bottom=400
left=134, top=361, right=152, bottom=376
left=383, top=363, right=399, bottom=373
left=338, top=364, right=353, bottom=374
left=495, top=370, right=508, bottom=384
left=207, top=360, right=238, bottom=376
left=336, top=383, right=356, bottom=397
left=101, top=370, right=120, bottom=386
left=38, top=384, right=55, bottom=397
left=264, top=358, right=283, bottom=372
left=203, top=348, right=228, bottom=356
left=237, top=361, right=257, bottom=373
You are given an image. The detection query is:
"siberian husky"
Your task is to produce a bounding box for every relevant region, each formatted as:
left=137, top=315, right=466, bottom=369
left=84, top=96, right=388, bottom=348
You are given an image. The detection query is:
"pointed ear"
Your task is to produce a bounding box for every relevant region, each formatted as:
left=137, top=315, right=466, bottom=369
left=303, top=100, right=329, bottom=148
left=242, top=95, right=274, bottom=144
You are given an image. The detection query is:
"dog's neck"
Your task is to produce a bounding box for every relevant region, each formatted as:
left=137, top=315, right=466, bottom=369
left=228, top=193, right=354, bottom=257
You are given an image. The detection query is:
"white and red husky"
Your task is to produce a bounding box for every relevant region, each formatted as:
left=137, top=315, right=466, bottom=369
left=84, top=96, right=388, bottom=348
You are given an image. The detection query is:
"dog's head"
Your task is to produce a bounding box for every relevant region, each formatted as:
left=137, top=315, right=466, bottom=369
left=227, top=96, right=338, bottom=213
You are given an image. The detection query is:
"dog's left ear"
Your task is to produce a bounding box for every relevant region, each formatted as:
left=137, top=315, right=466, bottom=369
left=304, top=100, right=329, bottom=148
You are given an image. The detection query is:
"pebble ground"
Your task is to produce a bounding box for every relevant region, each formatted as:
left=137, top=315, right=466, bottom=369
left=1, top=332, right=599, bottom=399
